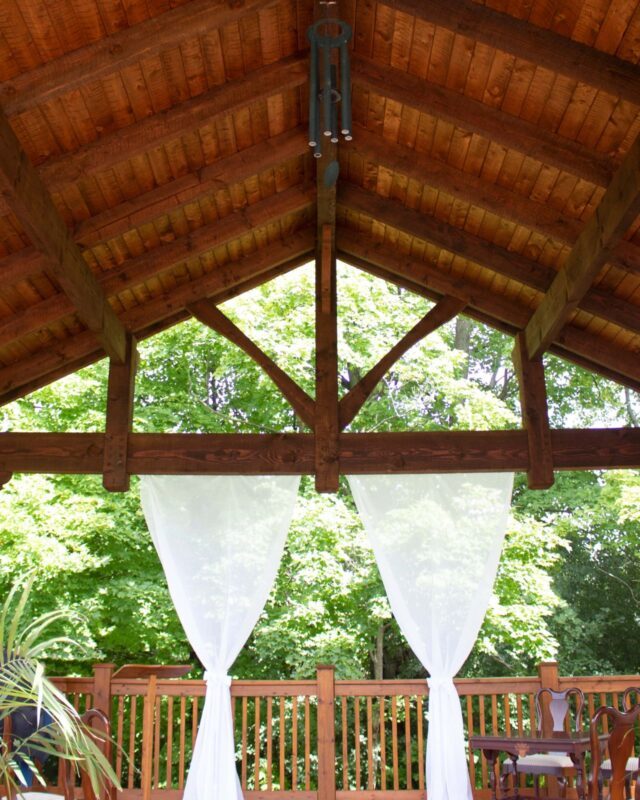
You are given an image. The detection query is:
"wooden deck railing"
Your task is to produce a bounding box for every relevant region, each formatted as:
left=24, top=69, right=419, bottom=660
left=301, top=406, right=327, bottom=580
left=50, top=662, right=640, bottom=800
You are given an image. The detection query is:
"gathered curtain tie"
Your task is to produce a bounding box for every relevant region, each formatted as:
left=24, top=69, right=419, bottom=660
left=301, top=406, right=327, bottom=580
left=204, top=671, right=232, bottom=688
left=427, top=675, right=454, bottom=691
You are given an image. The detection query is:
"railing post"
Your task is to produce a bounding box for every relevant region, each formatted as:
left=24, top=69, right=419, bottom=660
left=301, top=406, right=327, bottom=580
left=316, top=665, right=336, bottom=800
left=141, top=674, right=158, bottom=800
left=92, top=663, right=115, bottom=728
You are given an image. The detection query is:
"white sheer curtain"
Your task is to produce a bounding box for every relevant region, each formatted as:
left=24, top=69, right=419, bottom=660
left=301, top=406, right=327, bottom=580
left=348, top=473, right=513, bottom=800
left=140, top=475, right=300, bottom=800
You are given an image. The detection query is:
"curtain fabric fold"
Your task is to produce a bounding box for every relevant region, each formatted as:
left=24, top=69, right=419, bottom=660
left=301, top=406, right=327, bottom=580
left=348, top=472, right=514, bottom=800
left=140, top=474, right=300, bottom=800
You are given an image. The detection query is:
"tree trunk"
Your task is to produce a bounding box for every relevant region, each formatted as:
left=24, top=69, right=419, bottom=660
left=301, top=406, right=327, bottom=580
left=454, top=316, right=472, bottom=378
left=372, top=623, right=384, bottom=680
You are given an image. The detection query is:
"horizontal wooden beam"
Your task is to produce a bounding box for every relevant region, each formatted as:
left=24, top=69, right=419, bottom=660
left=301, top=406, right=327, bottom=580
left=391, top=0, right=640, bottom=105
left=337, top=229, right=640, bottom=389
left=346, top=125, right=640, bottom=277
left=352, top=54, right=612, bottom=188
left=0, top=231, right=314, bottom=402
left=339, top=295, right=466, bottom=429
left=0, top=0, right=279, bottom=116
left=0, top=106, right=127, bottom=362
left=524, top=134, right=640, bottom=359
left=0, top=186, right=314, bottom=347
left=188, top=299, right=316, bottom=429
left=1, top=428, right=639, bottom=475
left=340, top=183, right=640, bottom=335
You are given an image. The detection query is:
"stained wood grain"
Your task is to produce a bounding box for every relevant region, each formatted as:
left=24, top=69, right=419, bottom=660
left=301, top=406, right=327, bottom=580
left=103, top=334, right=137, bottom=492
left=0, top=106, right=127, bottom=362
left=512, top=333, right=554, bottom=490
left=352, top=54, right=612, bottom=187
left=525, top=134, right=640, bottom=359
left=0, top=0, right=281, bottom=116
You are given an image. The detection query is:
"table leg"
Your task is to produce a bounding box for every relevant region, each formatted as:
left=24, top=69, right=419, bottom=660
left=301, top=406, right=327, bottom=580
left=570, top=752, right=587, bottom=800
left=500, top=755, right=520, bottom=800
left=484, top=749, right=500, bottom=800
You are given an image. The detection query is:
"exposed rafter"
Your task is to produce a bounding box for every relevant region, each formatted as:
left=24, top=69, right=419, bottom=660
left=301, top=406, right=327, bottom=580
left=337, top=230, right=640, bottom=389
left=524, top=134, right=640, bottom=360
left=0, top=56, right=307, bottom=218
left=339, top=295, right=466, bottom=429
left=346, top=125, right=640, bottom=276
left=340, top=248, right=640, bottom=395
left=339, top=183, right=640, bottom=335
left=391, top=0, right=640, bottom=104
left=0, top=187, right=314, bottom=347
left=351, top=54, right=612, bottom=188
left=0, top=231, right=315, bottom=402
left=188, top=299, right=316, bottom=430
left=0, top=106, right=127, bottom=362
left=0, top=0, right=280, bottom=116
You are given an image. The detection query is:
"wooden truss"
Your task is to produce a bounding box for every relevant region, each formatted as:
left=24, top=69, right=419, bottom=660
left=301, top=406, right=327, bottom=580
left=1, top=0, right=640, bottom=493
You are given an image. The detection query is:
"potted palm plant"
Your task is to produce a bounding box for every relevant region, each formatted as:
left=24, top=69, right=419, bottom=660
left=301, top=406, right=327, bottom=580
left=0, top=578, right=119, bottom=799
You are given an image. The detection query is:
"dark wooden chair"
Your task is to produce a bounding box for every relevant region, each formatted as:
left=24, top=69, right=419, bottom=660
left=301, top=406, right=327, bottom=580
left=591, top=686, right=640, bottom=800
left=502, top=686, right=585, bottom=798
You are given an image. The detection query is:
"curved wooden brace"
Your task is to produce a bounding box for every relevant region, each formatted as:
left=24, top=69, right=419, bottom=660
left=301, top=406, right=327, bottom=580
left=339, top=295, right=467, bottom=429
left=188, top=299, right=316, bottom=430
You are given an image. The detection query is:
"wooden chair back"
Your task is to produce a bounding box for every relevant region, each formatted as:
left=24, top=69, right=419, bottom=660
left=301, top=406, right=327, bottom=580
left=590, top=704, right=640, bottom=800
left=623, top=687, right=640, bottom=710
left=535, top=687, right=585, bottom=734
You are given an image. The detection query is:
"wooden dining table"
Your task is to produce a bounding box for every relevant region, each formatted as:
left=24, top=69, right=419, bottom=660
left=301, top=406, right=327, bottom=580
left=469, top=731, right=601, bottom=800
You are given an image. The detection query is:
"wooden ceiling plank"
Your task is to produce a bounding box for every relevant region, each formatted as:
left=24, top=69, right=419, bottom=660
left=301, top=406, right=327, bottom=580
left=12, top=55, right=307, bottom=197
left=0, top=106, right=127, bottom=362
left=340, top=183, right=640, bottom=335
left=389, top=0, right=640, bottom=105
left=0, top=0, right=282, bottom=117
left=347, top=125, right=640, bottom=276
left=0, top=127, right=309, bottom=289
left=0, top=186, right=314, bottom=347
left=524, top=134, right=640, bottom=360
left=188, top=299, right=316, bottom=429
left=103, top=334, right=138, bottom=493
left=339, top=294, right=466, bottom=429
left=512, top=332, right=554, bottom=490
left=352, top=54, right=612, bottom=187
left=2, top=427, right=640, bottom=475
left=0, top=232, right=314, bottom=402
left=73, top=127, right=309, bottom=249
left=337, top=230, right=640, bottom=388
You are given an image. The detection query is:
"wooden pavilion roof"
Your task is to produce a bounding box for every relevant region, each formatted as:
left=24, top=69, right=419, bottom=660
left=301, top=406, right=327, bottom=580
left=1, top=0, right=640, bottom=492
left=1, top=0, right=640, bottom=397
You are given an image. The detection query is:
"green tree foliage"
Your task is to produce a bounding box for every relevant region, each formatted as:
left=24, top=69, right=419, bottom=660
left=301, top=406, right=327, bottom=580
left=0, top=263, right=638, bottom=678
